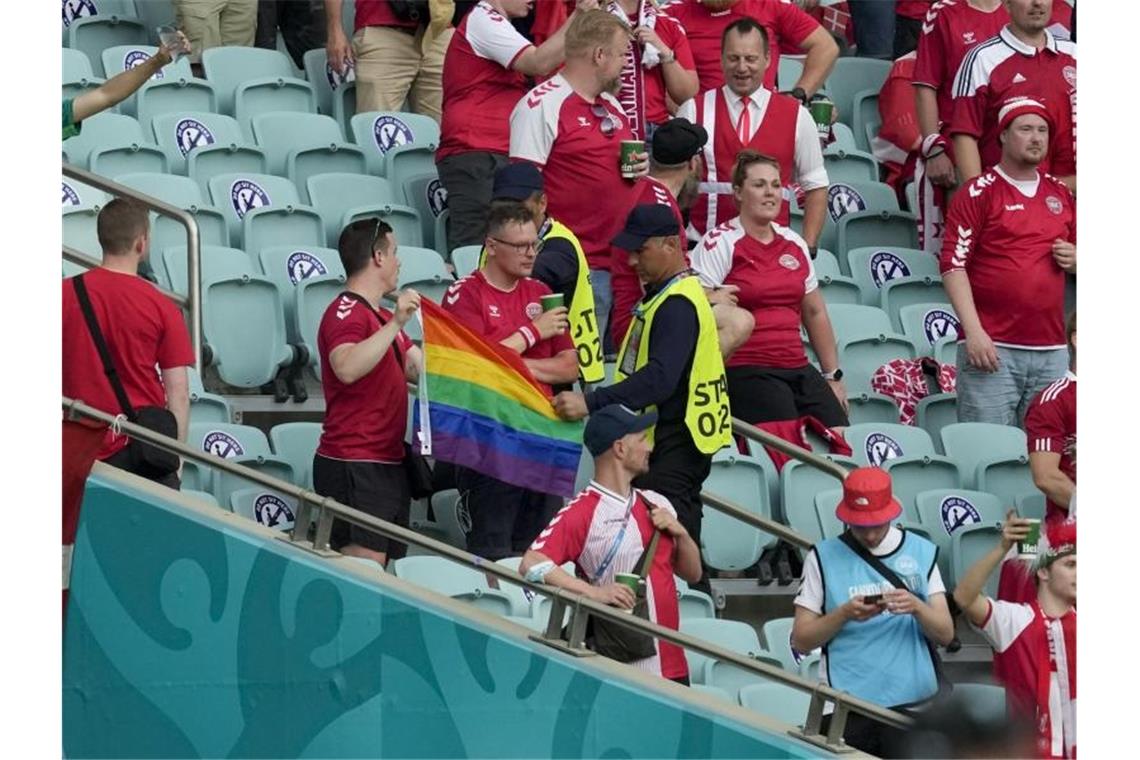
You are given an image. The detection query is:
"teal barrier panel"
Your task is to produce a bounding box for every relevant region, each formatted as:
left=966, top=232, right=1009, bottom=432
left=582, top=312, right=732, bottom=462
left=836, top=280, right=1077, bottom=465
left=64, top=469, right=820, bottom=758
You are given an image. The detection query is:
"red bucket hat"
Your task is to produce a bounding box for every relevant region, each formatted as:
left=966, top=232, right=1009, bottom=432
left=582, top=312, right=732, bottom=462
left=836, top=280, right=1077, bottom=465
left=835, top=467, right=903, bottom=527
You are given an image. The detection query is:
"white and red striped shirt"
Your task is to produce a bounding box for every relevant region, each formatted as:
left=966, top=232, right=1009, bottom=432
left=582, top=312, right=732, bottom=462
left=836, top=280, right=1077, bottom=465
left=1025, top=371, right=1076, bottom=523
left=528, top=482, right=686, bottom=680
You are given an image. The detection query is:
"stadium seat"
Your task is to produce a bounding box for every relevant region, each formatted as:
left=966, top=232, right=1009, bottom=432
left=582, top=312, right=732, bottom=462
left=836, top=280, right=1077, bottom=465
left=917, top=393, right=958, bottom=453
left=204, top=276, right=296, bottom=388
left=780, top=457, right=856, bottom=542
left=1016, top=491, right=1046, bottom=521
left=187, top=365, right=233, bottom=424
left=391, top=556, right=514, bottom=616
left=201, top=45, right=313, bottom=115
left=704, top=653, right=784, bottom=701
left=89, top=141, right=169, bottom=178
left=777, top=55, right=804, bottom=91
left=738, top=682, right=812, bottom=728
left=61, top=177, right=109, bottom=209
left=132, top=0, right=176, bottom=43
left=491, top=557, right=541, bottom=617
left=67, top=8, right=148, bottom=78
left=844, top=423, right=960, bottom=520
left=63, top=47, right=96, bottom=83
left=898, top=302, right=962, bottom=354
left=825, top=58, right=891, bottom=131
left=341, top=204, right=424, bottom=249
left=852, top=88, right=881, bottom=154
left=954, top=683, right=1007, bottom=714
left=941, top=422, right=1028, bottom=489
left=181, top=490, right=220, bottom=509
left=250, top=112, right=367, bottom=200
left=451, top=245, right=482, bottom=278
left=879, top=277, right=949, bottom=332
left=302, top=47, right=350, bottom=117
left=257, top=245, right=345, bottom=341
left=62, top=207, right=102, bottom=257
left=915, top=489, right=1004, bottom=581
left=673, top=576, right=717, bottom=620
left=152, top=111, right=266, bottom=181
left=207, top=172, right=324, bottom=250
left=160, top=244, right=253, bottom=295
left=815, top=488, right=848, bottom=538
left=701, top=450, right=776, bottom=571
left=691, top=685, right=734, bottom=703
left=950, top=523, right=1002, bottom=592
left=827, top=304, right=917, bottom=392
left=816, top=268, right=861, bottom=305
left=230, top=487, right=302, bottom=533
left=306, top=172, right=403, bottom=244
left=404, top=172, right=449, bottom=251
left=100, top=44, right=194, bottom=116
left=137, top=76, right=219, bottom=136
left=812, top=248, right=841, bottom=277
left=818, top=180, right=899, bottom=254
left=62, top=112, right=149, bottom=168
left=845, top=392, right=901, bottom=425
left=397, top=246, right=453, bottom=300
left=799, top=653, right=821, bottom=681
left=116, top=171, right=203, bottom=206
left=822, top=148, right=879, bottom=183
left=268, top=422, right=322, bottom=490
left=63, top=260, right=86, bottom=278
left=977, top=459, right=1035, bottom=509
left=838, top=210, right=920, bottom=260
left=679, top=618, right=770, bottom=692
left=295, top=273, right=350, bottom=375
left=846, top=246, right=938, bottom=302
left=186, top=422, right=294, bottom=502
left=828, top=122, right=857, bottom=151
left=114, top=174, right=228, bottom=261
left=350, top=111, right=441, bottom=176
left=760, top=617, right=797, bottom=671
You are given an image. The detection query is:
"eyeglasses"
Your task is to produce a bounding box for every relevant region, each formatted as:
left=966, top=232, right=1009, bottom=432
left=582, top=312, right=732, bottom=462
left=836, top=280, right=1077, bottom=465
left=591, top=103, right=620, bottom=138
left=489, top=236, right=539, bottom=253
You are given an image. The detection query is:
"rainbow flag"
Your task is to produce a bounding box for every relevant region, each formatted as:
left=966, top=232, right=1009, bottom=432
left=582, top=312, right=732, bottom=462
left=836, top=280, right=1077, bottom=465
left=414, top=300, right=583, bottom=497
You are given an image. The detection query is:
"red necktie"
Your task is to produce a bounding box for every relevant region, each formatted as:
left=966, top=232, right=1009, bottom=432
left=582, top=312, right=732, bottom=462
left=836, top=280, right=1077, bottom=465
left=737, top=95, right=752, bottom=143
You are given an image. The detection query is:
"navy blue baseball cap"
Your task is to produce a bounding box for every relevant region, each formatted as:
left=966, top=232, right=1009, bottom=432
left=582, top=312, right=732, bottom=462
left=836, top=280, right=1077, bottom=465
left=611, top=204, right=682, bottom=251
left=492, top=163, right=544, bottom=200
left=584, top=405, right=658, bottom=457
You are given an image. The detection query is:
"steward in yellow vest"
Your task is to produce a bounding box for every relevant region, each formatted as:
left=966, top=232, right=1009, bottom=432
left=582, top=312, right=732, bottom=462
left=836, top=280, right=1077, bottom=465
left=486, top=164, right=604, bottom=385
left=553, top=204, right=731, bottom=584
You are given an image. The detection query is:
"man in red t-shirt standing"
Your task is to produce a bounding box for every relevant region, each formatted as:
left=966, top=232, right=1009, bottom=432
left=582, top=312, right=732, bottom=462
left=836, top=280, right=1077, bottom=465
left=437, top=0, right=595, bottom=249
left=520, top=404, right=702, bottom=683
left=62, top=199, right=193, bottom=489
left=665, top=0, right=837, bottom=96
left=940, top=99, right=1075, bottom=426
left=443, top=203, right=579, bottom=559
left=510, top=9, right=649, bottom=359
left=313, top=218, right=424, bottom=567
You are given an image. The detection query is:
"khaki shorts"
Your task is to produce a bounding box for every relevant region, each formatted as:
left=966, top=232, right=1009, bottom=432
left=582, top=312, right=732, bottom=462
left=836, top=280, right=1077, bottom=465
left=174, top=0, right=258, bottom=63
left=352, top=25, right=452, bottom=123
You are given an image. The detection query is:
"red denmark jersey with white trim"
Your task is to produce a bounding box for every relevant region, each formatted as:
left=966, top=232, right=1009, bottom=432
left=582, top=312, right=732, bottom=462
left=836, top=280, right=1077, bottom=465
left=528, top=483, right=686, bottom=680
left=609, top=176, right=685, bottom=346
left=691, top=218, right=817, bottom=368
left=509, top=74, right=640, bottom=269
left=438, top=2, right=532, bottom=160
left=689, top=87, right=798, bottom=237
left=949, top=26, right=1077, bottom=176
left=665, top=0, right=820, bottom=92
left=1025, top=372, right=1076, bottom=523
left=940, top=168, right=1074, bottom=348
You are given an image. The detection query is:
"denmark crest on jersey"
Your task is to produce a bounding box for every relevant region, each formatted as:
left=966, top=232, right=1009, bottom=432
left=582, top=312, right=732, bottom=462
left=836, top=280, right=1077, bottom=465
left=1046, top=196, right=1063, bottom=215
left=779, top=253, right=800, bottom=270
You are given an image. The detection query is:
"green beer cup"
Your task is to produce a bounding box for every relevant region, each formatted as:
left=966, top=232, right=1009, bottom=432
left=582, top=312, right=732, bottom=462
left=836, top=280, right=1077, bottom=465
left=620, top=140, right=646, bottom=179
left=541, top=293, right=564, bottom=312
left=1018, top=518, right=1042, bottom=556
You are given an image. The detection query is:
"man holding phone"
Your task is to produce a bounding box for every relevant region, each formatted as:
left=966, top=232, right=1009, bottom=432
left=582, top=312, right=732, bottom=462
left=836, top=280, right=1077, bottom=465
left=791, top=467, right=955, bottom=756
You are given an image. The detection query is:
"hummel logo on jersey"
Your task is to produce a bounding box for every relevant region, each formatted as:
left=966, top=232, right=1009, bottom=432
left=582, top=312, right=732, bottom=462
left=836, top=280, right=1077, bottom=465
left=578, top=116, right=591, bottom=127
left=951, top=225, right=972, bottom=268
left=968, top=173, right=996, bottom=198
left=489, top=305, right=501, bottom=318
left=1004, top=203, right=1025, bottom=211
left=1012, top=73, right=1027, bottom=84
left=527, top=80, right=560, bottom=109
left=963, top=31, right=975, bottom=44
left=335, top=295, right=355, bottom=320
left=653, top=187, right=671, bottom=205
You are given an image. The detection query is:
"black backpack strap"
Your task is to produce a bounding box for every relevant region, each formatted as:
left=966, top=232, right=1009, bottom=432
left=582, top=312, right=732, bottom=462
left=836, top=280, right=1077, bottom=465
left=839, top=530, right=910, bottom=592
left=73, top=274, right=136, bottom=419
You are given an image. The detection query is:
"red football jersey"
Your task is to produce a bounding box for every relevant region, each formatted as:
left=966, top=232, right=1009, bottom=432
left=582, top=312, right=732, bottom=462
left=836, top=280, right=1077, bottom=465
left=438, top=2, right=532, bottom=160
left=609, top=176, right=685, bottom=347
left=528, top=483, right=687, bottom=680
left=690, top=218, right=817, bottom=368
left=441, top=270, right=574, bottom=394
left=897, top=0, right=933, bottom=21
left=874, top=51, right=921, bottom=194
left=613, top=6, right=696, bottom=137
left=62, top=269, right=195, bottom=459
left=509, top=74, right=641, bottom=269
left=950, top=26, right=1077, bottom=176
left=317, top=293, right=412, bottom=462
left=1025, top=372, right=1076, bottom=523
left=939, top=167, right=1075, bottom=348
left=665, top=0, right=820, bottom=92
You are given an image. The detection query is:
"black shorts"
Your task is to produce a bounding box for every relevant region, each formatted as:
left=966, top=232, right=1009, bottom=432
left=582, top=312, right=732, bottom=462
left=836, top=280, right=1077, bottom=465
left=455, top=466, right=561, bottom=561
left=726, top=365, right=849, bottom=428
left=312, top=454, right=410, bottom=558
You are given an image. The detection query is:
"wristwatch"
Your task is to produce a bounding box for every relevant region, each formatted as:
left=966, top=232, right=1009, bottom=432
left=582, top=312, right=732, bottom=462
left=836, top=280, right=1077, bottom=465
left=822, top=368, right=844, bottom=381
left=790, top=87, right=809, bottom=107
left=660, top=50, right=676, bottom=64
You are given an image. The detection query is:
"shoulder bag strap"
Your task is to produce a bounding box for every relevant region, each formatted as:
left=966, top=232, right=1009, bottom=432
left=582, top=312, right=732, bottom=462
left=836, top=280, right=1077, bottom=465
left=635, top=493, right=664, bottom=579
left=73, top=274, right=136, bottom=419
left=838, top=530, right=909, bottom=592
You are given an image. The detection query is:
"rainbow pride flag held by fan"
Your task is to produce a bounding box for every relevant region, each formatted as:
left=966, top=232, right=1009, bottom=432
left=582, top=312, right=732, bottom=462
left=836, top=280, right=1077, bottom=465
left=413, top=300, right=584, bottom=497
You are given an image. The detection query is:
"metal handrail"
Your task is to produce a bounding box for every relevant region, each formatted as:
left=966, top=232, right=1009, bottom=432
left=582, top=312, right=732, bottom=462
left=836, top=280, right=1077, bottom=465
left=63, top=163, right=202, bottom=369
left=62, top=396, right=911, bottom=751
left=63, top=245, right=188, bottom=307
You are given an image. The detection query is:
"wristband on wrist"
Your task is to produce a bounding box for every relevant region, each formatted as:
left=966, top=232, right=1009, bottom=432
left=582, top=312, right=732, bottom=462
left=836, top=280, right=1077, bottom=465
left=921, top=133, right=950, bottom=160
left=518, top=324, right=538, bottom=349
left=660, top=50, right=676, bottom=63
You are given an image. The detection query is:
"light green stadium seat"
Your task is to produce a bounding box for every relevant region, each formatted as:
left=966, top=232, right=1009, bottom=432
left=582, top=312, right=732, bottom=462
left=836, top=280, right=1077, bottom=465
left=230, top=487, right=302, bottom=533
left=257, top=245, right=345, bottom=343
left=341, top=204, right=424, bottom=249
left=679, top=618, right=767, bottom=688
left=701, top=450, right=776, bottom=571
left=90, top=142, right=169, bottom=178
left=825, top=58, right=891, bottom=131
left=917, top=393, right=958, bottom=453
left=160, top=244, right=254, bottom=296
left=295, top=273, right=350, bottom=375
left=302, top=47, right=346, bottom=117
left=673, top=576, right=717, bottom=620
left=799, top=652, right=821, bottom=681
left=132, top=0, right=176, bottom=43
left=62, top=112, right=149, bottom=168
left=812, top=248, right=841, bottom=277
left=186, top=422, right=295, bottom=502
left=233, top=81, right=317, bottom=141
left=100, top=44, right=194, bottom=118
left=847, top=246, right=938, bottom=302
left=828, top=122, right=857, bottom=151
left=61, top=178, right=109, bottom=210
left=250, top=113, right=367, bottom=201
left=976, top=459, right=1034, bottom=510
left=397, top=246, right=453, bottom=301
left=421, top=489, right=469, bottom=551
left=306, top=172, right=401, bottom=244
left=116, top=171, right=203, bottom=206
left=822, top=148, right=879, bottom=183
left=845, top=422, right=938, bottom=466
left=704, top=653, right=783, bottom=701
left=451, top=245, right=482, bottom=278
left=149, top=210, right=229, bottom=276
left=941, top=422, right=1028, bottom=489
left=404, top=172, right=449, bottom=251
left=391, top=556, right=515, bottom=616
left=201, top=45, right=309, bottom=115
left=333, top=81, right=357, bottom=145
left=880, top=277, right=948, bottom=332
left=181, top=490, right=220, bottom=509
left=954, top=682, right=1007, bottom=714
left=741, top=440, right=781, bottom=518
left=885, top=459, right=962, bottom=524
left=815, top=488, right=848, bottom=538
left=845, top=392, right=901, bottom=425
left=492, top=557, right=540, bottom=617
left=761, top=617, right=819, bottom=674
left=838, top=210, right=919, bottom=260
left=904, top=180, right=918, bottom=213
left=691, top=685, right=734, bottom=703
left=384, top=143, right=440, bottom=197
left=817, top=273, right=861, bottom=305
left=136, top=77, right=219, bottom=137
left=207, top=172, right=324, bottom=250
left=915, top=488, right=1005, bottom=582
left=827, top=304, right=916, bottom=392
left=63, top=260, right=87, bottom=278
left=62, top=208, right=102, bottom=258
left=269, top=422, right=323, bottom=490
left=818, top=180, right=899, bottom=254
left=67, top=9, right=148, bottom=78
left=950, top=524, right=1002, bottom=592
left=350, top=111, right=441, bottom=175
left=739, top=682, right=813, bottom=728
left=898, top=302, right=961, bottom=353
left=152, top=111, right=266, bottom=182
left=1016, top=491, right=1046, bottom=521
left=777, top=55, right=804, bottom=91
left=204, top=276, right=296, bottom=388
left=63, top=47, right=96, bottom=83
left=779, top=458, right=855, bottom=543
left=187, top=365, right=233, bottom=424
left=852, top=88, right=881, bottom=154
